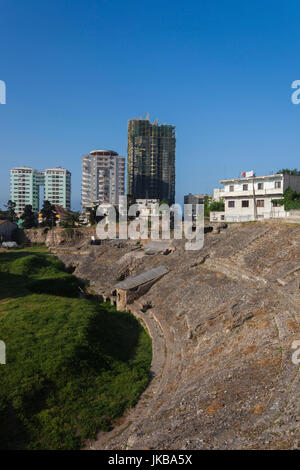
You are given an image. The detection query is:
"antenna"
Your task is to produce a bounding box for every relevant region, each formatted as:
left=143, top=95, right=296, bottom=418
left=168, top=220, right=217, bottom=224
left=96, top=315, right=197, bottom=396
left=146, top=112, right=149, bottom=120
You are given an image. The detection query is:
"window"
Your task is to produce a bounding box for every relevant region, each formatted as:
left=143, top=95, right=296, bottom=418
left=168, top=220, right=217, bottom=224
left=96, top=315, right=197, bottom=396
left=257, top=183, right=264, bottom=190
left=256, top=200, right=264, bottom=207
left=242, top=200, right=249, bottom=208
left=228, top=201, right=235, bottom=208
left=229, top=185, right=234, bottom=192
left=243, top=184, right=248, bottom=191
left=275, top=181, right=281, bottom=189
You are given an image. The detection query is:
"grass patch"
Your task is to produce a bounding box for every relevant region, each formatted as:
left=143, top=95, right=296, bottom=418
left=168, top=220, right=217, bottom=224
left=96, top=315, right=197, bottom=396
left=0, top=248, right=152, bottom=449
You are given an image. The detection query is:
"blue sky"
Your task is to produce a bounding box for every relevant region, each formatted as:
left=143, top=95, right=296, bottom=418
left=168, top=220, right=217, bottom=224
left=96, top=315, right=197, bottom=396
left=1, top=0, right=300, bottom=210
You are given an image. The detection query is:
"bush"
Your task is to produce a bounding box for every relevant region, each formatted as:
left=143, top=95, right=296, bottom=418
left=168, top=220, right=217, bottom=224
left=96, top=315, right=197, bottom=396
left=27, top=273, right=83, bottom=297
left=273, top=187, right=300, bottom=211
left=10, top=254, right=60, bottom=276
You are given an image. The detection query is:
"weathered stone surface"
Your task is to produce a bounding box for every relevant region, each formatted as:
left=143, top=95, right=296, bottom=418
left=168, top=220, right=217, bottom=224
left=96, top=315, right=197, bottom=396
left=23, top=227, right=97, bottom=247
left=55, top=222, right=300, bottom=450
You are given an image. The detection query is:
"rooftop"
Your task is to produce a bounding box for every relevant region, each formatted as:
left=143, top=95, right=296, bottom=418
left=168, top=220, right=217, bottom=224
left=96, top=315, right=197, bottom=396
left=89, top=150, right=119, bottom=156
left=11, top=166, right=35, bottom=171
left=115, top=266, right=169, bottom=290
left=45, top=167, right=69, bottom=171
left=220, top=173, right=283, bottom=184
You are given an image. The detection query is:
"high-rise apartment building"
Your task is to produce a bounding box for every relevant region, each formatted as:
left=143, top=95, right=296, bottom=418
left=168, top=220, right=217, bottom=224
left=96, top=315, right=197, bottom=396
left=10, top=167, right=44, bottom=213
left=127, top=118, right=176, bottom=204
left=44, top=167, right=71, bottom=210
left=10, top=166, right=71, bottom=214
left=81, top=150, right=125, bottom=211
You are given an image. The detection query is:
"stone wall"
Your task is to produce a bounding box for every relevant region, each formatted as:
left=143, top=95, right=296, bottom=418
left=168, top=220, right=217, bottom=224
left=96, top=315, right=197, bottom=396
left=22, top=227, right=97, bottom=247
left=115, top=278, right=159, bottom=311
left=23, top=228, right=47, bottom=244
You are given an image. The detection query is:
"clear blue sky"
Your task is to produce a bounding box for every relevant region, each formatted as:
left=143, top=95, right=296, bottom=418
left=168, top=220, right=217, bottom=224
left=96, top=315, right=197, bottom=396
left=1, top=0, right=300, bottom=210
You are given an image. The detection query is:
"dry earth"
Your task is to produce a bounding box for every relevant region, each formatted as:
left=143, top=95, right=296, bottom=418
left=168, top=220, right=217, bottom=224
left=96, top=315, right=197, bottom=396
left=53, top=222, right=300, bottom=450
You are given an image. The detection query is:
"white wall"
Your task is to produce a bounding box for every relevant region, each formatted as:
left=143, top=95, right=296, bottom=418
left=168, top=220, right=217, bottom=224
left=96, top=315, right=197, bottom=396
left=210, top=211, right=225, bottom=222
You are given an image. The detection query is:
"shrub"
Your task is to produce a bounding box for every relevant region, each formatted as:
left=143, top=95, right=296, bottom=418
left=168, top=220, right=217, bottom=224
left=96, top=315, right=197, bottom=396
left=273, top=187, right=300, bottom=211
left=27, top=273, right=83, bottom=297
left=10, top=254, right=57, bottom=276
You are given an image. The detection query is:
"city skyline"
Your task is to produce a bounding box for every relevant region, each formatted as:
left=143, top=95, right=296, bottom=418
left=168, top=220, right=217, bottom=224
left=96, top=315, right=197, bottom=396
left=2, top=1, right=300, bottom=210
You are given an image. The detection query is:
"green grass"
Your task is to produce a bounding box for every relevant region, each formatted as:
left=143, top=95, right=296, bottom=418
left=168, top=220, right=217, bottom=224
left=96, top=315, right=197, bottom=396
left=0, top=248, right=152, bottom=450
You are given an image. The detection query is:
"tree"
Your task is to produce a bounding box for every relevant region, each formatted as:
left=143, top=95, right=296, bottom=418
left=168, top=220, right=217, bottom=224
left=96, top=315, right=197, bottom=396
left=159, top=198, right=169, bottom=206
left=209, top=200, right=225, bottom=212
left=87, top=206, right=97, bottom=225
left=277, top=168, right=300, bottom=176
left=203, top=195, right=212, bottom=217
left=0, top=209, right=9, bottom=220
left=21, top=205, right=37, bottom=229
left=277, top=187, right=300, bottom=211
left=203, top=196, right=224, bottom=217
left=60, top=211, right=80, bottom=228
left=5, top=200, right=17, bottom=222
left=40, top=200, right=57, bottom=227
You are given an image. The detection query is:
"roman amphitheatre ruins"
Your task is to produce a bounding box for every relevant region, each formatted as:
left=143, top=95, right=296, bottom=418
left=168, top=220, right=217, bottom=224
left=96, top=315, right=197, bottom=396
left=32, top=221, right=300, bottom=450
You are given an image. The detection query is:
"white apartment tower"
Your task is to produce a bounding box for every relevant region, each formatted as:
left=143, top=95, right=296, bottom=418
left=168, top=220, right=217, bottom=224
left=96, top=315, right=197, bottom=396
left=10, top=167, right=44, bottom=214
left=10, top=166, right=71, bottom=214
left=81, top=150, right=125, bottom=211
left=44, top=167, right=71, bottom=210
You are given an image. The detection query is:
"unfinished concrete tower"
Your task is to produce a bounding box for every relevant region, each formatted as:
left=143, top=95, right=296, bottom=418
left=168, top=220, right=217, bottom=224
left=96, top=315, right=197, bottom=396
left=127, top=117, right=176, bottom=205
